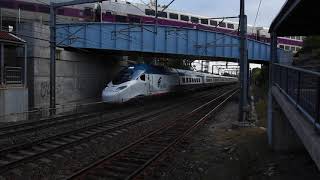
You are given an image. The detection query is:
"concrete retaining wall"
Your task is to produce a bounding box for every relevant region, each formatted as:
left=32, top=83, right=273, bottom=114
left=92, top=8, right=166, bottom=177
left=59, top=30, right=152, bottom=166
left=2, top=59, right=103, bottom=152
left=0, top=87, right=28, bottom=122
left=18, top=22, right=122, bottom=108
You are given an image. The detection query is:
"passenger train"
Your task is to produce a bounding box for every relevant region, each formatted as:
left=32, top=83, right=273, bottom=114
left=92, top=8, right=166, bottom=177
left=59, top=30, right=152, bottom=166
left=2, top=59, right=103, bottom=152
left=102, top=64, right=237, bottom=103
left=0, top=0, right=303, bottom=52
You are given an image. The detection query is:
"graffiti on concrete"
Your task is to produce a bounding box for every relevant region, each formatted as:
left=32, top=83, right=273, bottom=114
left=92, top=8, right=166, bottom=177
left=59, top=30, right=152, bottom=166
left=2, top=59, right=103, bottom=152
left=40, top=81, right=62, bottom=98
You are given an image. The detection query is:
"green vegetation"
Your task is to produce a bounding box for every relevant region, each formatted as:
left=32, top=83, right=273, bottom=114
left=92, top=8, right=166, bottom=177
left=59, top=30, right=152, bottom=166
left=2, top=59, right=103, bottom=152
left=251, top=66, right=269, bottom=127
left=302, top=36, right=320, bottom=52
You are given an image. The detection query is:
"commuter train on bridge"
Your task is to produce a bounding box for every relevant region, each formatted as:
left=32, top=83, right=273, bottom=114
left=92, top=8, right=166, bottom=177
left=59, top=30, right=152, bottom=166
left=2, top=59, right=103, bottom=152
left=102, top=64, right=237, bottom=103
left=0, top=0, right=303, bottom=52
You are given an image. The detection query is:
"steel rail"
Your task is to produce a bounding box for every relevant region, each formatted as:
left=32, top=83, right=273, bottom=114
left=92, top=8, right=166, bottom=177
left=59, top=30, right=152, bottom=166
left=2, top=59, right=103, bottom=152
left=66, top=87, right=238, bottom=180
left=0, top=86, right=233, bottom=174
left=0, top=86, right=226, bottom=139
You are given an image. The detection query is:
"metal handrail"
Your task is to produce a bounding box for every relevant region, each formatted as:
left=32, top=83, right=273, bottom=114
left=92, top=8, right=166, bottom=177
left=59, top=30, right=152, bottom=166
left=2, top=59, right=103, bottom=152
left=274, top=63, right=320, bottom=77
left=273, top=63, right=320, bottom=132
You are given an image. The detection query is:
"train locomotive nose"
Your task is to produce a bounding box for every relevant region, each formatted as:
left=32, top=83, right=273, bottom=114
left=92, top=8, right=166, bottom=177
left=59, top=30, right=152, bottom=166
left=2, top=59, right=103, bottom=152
left=102, top=88, right=119, bottom=103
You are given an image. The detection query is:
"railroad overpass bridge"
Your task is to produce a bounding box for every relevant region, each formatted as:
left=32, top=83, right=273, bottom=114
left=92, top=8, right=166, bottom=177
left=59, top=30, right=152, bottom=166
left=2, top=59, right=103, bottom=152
left=56, top=22, right=291, bottom=63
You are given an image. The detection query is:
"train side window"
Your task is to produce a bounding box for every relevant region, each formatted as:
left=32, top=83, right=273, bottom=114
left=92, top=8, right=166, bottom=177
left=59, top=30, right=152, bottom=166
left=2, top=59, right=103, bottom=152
left=219, top=22, right=226, bottom=28
left=210, top=20, right=218, bottom=26
left=191, top=17, right=199, bottom=24
left=201, top=19, right=208, bottom=25
left=227, top=23, right=234, bottom=29
left=145, top=9, right=156, bottom=16
left=182, top=78, right=185, bottom=83
left=157, top=11, right=167, bottom=18
left=140, top=74, right=145, bottom=81
left=180, top=15, right=189, bottom=21
left=116, top=15, right=127, bottom=22
left=169, top=13, right=179, bottom=20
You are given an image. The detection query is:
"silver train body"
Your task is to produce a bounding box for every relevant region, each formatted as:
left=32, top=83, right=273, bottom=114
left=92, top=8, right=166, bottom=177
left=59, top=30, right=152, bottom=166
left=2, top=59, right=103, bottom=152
left=102, top=64, right=237, bottom=103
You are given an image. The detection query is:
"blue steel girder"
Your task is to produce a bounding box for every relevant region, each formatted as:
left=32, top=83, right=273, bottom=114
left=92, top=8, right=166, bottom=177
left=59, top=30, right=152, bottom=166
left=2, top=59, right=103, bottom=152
left=56, top=22, right=290, bottom=62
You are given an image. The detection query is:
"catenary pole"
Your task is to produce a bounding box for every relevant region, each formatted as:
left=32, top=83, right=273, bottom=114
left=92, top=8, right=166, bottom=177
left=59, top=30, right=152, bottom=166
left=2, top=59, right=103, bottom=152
left=239, top=0, right=249, bottom=122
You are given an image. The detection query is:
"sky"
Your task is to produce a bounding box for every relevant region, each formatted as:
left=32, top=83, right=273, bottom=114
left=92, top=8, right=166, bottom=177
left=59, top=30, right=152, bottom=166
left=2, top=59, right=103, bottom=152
left=131, top=0, right=287, bottom=28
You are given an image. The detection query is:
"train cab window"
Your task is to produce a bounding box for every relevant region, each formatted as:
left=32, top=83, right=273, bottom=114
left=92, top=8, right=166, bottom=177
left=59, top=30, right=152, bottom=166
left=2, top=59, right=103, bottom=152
left=180, top=15, right=189, bottom=21
left=227, top=23, right=234, bottom=29
left=145, top=9, right=156, bottom=16
left=169, top=13, right=179, bottom=20
left=210, top=20, right=218, bottom=26
left=201, top=19, right=208, bottom=25
left=105, top=11, right=112, bottom=16
left=140, top=74, right=146, bottom=81
left=219, top=22, right=226, bottom=28
left=191, top=17, right=199, bottom=24
left=157, top=11, right=167, bottom=18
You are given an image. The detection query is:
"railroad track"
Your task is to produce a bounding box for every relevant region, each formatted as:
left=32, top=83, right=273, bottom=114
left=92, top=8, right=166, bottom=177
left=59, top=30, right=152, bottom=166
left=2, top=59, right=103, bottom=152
left=0, top=86, right=228, bottom=141
left=67, top=87, right=239, bottom=180
left=0, top=85, right=234, bottom=174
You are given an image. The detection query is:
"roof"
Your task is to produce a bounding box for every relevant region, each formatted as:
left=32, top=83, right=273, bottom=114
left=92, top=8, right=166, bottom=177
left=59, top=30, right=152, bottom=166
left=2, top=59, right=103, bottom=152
left=270, top=0, right=320, bottom=36
left=0, top=31, right=26, bottom=44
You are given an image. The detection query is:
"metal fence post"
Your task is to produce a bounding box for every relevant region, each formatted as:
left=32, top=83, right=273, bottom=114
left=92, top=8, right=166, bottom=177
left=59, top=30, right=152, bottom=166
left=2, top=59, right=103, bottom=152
left=0, top=43, right=4, bottom=86
left=286, top=67, right=289, bottom=93
left=297, top=71, right=301, bottom=104
left=316, top=77, right=320, bottom=133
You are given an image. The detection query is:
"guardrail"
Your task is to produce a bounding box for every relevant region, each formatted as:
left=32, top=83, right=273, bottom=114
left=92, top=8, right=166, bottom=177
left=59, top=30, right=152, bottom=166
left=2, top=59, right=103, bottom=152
left=273, top=63, right=320, bottom=131
left=4, top=66, right=23, bottom=85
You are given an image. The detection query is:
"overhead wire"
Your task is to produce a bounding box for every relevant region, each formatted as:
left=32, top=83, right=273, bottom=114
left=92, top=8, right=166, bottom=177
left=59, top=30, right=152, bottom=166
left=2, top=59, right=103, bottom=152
left=252, top=0, right=262, bottom=34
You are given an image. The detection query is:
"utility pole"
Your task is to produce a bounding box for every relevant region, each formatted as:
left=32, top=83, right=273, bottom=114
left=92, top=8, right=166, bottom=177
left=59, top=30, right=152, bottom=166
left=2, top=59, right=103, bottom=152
left=239, top=0, right=249, bottom=122
left=50, top=4, right=56, bottom=112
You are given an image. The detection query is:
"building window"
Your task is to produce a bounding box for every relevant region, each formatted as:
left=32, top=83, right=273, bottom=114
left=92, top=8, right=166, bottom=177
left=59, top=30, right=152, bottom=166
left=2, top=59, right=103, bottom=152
left=201, top=19, right=208, bottom=25
left=191, top=17, right=199, bottom=23
left=180, top=15, right=189, bottom=21
left=169, top=13, right=178, bottom=20
left=227, top=23, right=234, bottom=29
left=145, top=9, right=155, bottom=16
left=210, top=20, right=218, bottom=26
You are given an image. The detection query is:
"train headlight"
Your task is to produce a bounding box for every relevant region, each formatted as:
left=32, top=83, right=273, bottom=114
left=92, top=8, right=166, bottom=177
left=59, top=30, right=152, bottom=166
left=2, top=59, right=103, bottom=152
left=117, top=86, right=127, bottom=91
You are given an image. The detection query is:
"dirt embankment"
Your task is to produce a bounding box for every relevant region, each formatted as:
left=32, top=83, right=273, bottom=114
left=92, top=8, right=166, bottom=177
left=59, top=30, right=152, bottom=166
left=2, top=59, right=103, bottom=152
left=156, top=100, right=320, bottom=180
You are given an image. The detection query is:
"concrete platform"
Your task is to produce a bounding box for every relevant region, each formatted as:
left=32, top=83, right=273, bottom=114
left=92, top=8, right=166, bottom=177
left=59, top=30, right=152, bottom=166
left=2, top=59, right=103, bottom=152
left=272, top=86, right=320, bottom=170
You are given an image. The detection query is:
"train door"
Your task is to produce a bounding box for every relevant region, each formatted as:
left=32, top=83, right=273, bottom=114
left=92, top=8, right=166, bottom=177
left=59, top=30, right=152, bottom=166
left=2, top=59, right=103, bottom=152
left=147, top=74, right=152, bottom=95
left=140, top=73, right=148, bottom=95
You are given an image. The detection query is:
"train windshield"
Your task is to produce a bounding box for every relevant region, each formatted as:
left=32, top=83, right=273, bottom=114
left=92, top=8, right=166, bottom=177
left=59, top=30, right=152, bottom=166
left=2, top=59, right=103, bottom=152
left=112, top=67, right=144, bottom=85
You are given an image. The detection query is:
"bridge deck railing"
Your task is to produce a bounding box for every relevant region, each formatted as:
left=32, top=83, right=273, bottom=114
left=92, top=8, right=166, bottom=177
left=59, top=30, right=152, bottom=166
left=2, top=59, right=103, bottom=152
left=273, top=63, right=320, bottom=132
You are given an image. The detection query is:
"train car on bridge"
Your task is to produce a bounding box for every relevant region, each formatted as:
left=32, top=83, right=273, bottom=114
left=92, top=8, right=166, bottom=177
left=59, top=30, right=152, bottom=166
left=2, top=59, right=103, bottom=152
left=102, top=64, right=237, bottom=103
left=0, top=0, right=303, bottom=53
